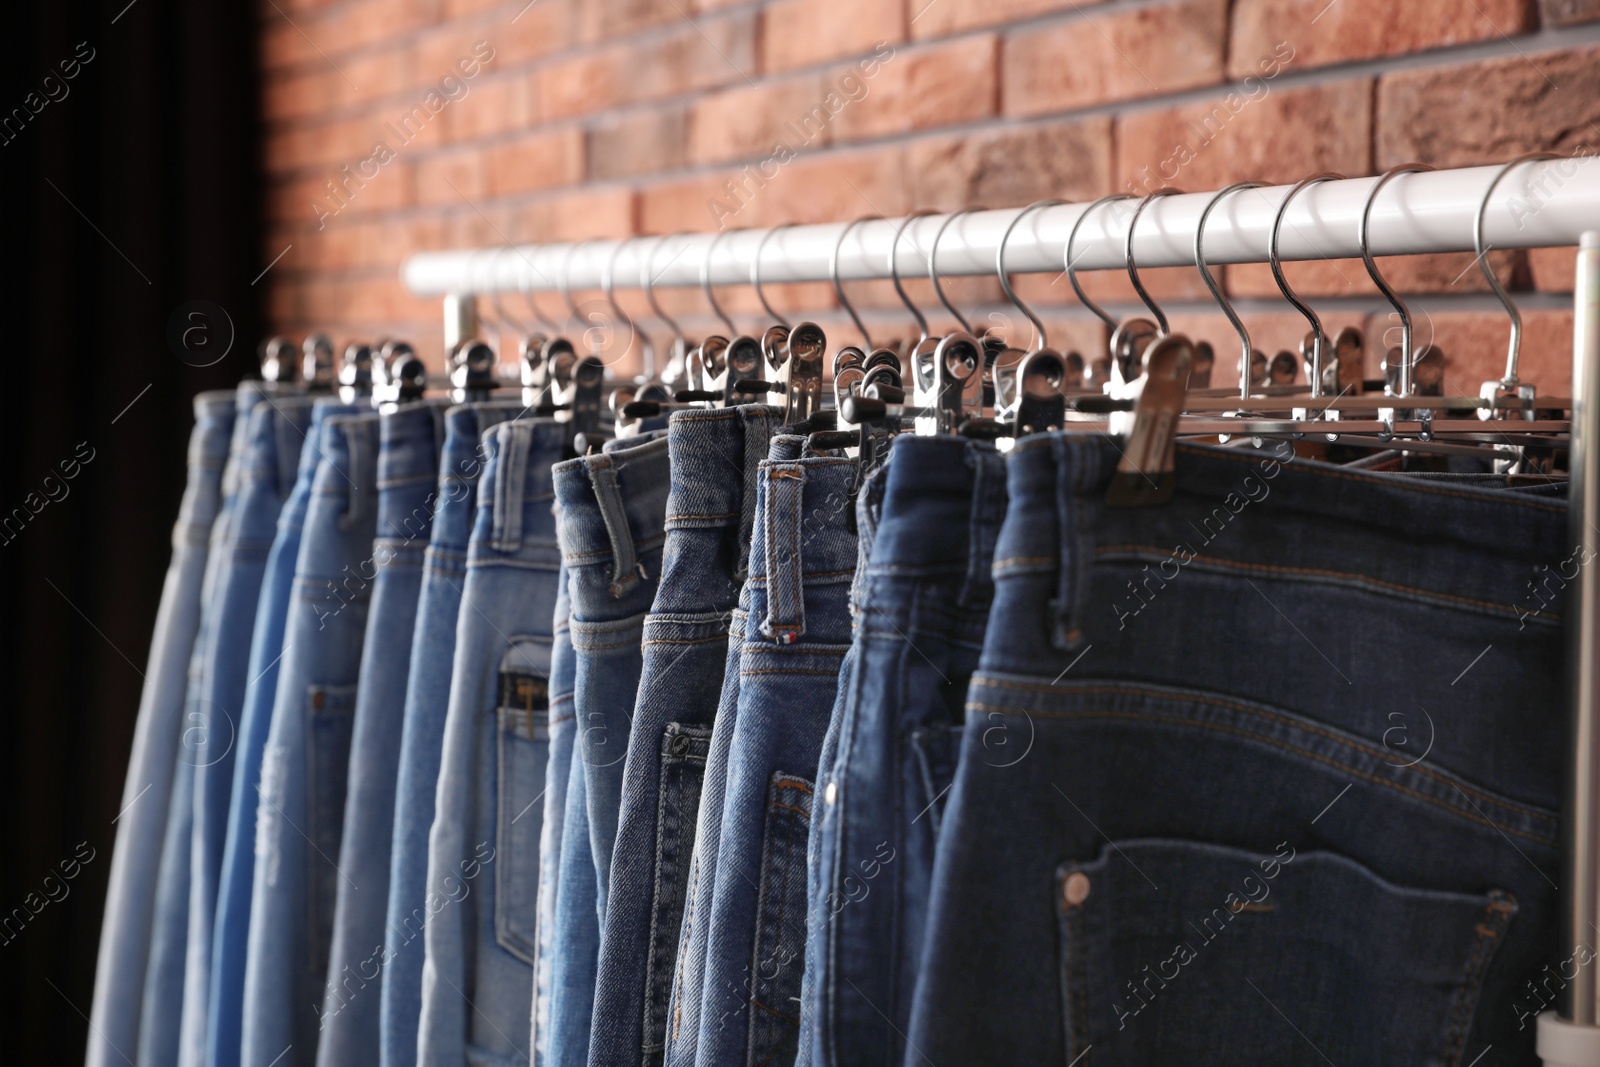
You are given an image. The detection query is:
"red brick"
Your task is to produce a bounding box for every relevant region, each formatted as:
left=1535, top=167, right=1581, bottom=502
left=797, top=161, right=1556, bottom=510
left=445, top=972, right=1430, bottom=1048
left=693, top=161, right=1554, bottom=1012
left=576, top=0, right=680, bottom=45
left=414, top=148, right=489, bottom=206
left=833, top=36, right=997, bottom=142
left=761, top=0, right=905, bottom=75
left=1362, top=308, right=1573, bottom=395
left=334, top=48, right=415, bottom=111
left=1377, top=46, right=1600, bottom=167
left=488, top=128, right=586, bottom=195
left=1226, top=250, right=1524, bottom=298
left=1116, top=79, right=1372, bottom=191
left=639, top=171, right=748, bottom=235
left=1530, top=245, right=1577, bottom=290
left=413, top=27, right=503, bottom=91
left=1229, top=0, right=1532, bottom=79
left=688, top=75, right=832, bottom=166
left=1005, top=0, right=1226, bottom=117
left=444, top=73, right=537, bottom=142
left=748, top=146, right=910, bottom=227
left=494, top=0, right=576, bottom=67
left=906, top=118, right=1113, bottom=211
left=910, top=0, right=1111, bottom=41
left=1541, top=0, right=1600, bottom=25
left=537, top=52, right=622, bottom=122
left=263, top=69, right=331, bottom=123
left=588, top=106, right=689, bottom=180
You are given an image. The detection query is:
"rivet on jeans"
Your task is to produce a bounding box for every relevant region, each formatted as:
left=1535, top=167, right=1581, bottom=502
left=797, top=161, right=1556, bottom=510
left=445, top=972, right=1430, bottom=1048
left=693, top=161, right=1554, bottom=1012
left=1062, top=871, right=1090, bottom=908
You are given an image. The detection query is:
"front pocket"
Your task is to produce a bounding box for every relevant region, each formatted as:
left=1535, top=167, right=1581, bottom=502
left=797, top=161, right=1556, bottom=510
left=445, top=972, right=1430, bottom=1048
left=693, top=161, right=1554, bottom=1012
left=495, top=636, right=553, bottom=965
left=1055, top=838, right=1516, bottom=1066
left=306, top=683, right=358, bottom=975
left=642, top=722, right=713, bottom=1057
left=907, top=723, right=963, bottom=835
left=746, top=771, right=813, bottom=1067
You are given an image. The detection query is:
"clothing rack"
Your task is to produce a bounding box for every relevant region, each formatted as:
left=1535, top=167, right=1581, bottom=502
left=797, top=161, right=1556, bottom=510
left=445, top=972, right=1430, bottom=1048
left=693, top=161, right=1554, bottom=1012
left=401, top=160, right=1600, bottom=1065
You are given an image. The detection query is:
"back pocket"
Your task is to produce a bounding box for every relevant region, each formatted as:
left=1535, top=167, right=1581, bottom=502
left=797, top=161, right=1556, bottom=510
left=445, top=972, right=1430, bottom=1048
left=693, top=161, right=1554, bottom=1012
left=306, top=683, right=358, bottom=975
left=746, top=772, right=813, bottom=1067
left=643, top=722, right=713, bottom=1057
left=1056, top=838, right=1516, bottom=1066
left=495, top=636, right=552, bottom=964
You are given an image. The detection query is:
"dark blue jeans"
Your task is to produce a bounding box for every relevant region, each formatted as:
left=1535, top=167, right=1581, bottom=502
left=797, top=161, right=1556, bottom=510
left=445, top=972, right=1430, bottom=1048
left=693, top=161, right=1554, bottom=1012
left=799, top=434, right=1006, bottom=1067
left=589, top=405, right=780, bottom=1067
left=317, top=402, right=446, bottom=1067
left=381, top=400, right=528, bottom=1067
left=908, top=435, right=1570, bottom=1065
left=694, top=436, right=858, bottom=1067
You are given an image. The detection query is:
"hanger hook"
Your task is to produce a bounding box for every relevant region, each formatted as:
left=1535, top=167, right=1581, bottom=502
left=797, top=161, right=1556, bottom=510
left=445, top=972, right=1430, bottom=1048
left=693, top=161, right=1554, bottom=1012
left=1360, top=164, right=1434, bottom=397
left=752, top=223, right=793, bottom=328
left=517, top=247, right=562, bottom=334
left=1195, top=181, right=1264, bottom=399
left=603, top=236, right=653, bottom=377
left=929, top=207, right=985, bottom=335
left=701, top=228, right=741, bottom=338
left=467, top=247, right=504, bottom=332
left=487, top=246, right=537, bottom=335
left=558, top=239, right=593, bottom=325
left=889, top=211, right=934, bottom=346
left=1126, top=188, right=1181, bottom=336
left=999, top=199, right=1065, bottom=354
left=642, top=233, right=686, bottom=353
left=1066, top=195, right=1135, bottom=331
left=1477, top=151, right=1559, bottom=388
left=832, top=215, right=880, bottom=350
left=1270, top=173, right=1342, bottom=400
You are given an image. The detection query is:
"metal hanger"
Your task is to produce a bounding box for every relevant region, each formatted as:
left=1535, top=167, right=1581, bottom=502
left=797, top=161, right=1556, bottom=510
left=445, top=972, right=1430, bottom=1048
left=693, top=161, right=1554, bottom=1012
left=753, top=223, right=794, bottom=374
left=1270, top=173, right=1340, bottom=400
left=694, top=228, right=762, bottom=407
left=831, top=215, right=879, bottom=353
left=1194, top=181, right=1265, bottom=400
left=1360, top=164, right=1434, bottom=400
left=1111, top=190, right=1177, bottom=385
left=990, top=199, right=1069, bottom=438
left=553, top=239, right=606, bottom=446
left=259, top=336, right=298, bottom=385
left=301, top=333, right=336, bottom=392
left=376, top=339, right=425, bottom=409
left=1477, top=151, right=1559, bottom=421
left=605, top=237, right=671, bottom=436
left=643, top=234, right=693, bottom=387
left=337, top=341, right=374, bottom=404
left=1065, top=195, right=1133, bottom=388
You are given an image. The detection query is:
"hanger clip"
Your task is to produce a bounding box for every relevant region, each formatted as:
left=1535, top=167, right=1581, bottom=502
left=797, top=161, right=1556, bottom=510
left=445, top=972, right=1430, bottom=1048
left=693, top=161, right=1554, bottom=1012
left=1107, top=333, right=1194, bottom=507
left=778, top=322, right=826, bottom=424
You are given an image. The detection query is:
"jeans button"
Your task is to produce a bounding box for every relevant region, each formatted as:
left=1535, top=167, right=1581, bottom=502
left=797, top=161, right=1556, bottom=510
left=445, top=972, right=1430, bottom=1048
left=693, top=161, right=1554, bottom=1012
left=1062, top=871, right=1090, bottom=908
left=669, top=732, right=692, bottom=756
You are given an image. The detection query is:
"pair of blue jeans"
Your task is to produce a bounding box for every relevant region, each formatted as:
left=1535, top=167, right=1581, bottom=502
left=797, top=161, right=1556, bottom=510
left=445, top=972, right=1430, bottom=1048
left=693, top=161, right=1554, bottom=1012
left=209, top=398, right=361, bottom=1067
left=242, top=410, right=383, bottom=1067
left=908, top=436, right=1570, bottom=1064
left=417, top=418, right=568, bottom=1067
left=143, top=382, right=275, bottom=1066
left=693, top=435, right=858, bottom=1067
left=317, top=402, right=447, bottom=1066
left=798, top=434, right=1006, bottom=1067
left=86, top=389, right=236, bottom=1067
left=381, top=400, right=531, bottom=1067
left=543, top=430, right=671, bottom=1066
left=588, top=405, right=780, bottom=1067
left=180, top=390, right=316, bottom=1067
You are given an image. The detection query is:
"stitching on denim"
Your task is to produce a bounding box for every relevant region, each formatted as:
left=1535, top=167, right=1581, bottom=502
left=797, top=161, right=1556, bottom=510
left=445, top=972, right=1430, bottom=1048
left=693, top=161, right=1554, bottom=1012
left=970, top=700, right=1555, bottom=847
left=1441, top=891, right=1516, bottom=1064
left=972, top=678, right=1555, bottom=827
left=1094, top=545, right=1553, bottom=621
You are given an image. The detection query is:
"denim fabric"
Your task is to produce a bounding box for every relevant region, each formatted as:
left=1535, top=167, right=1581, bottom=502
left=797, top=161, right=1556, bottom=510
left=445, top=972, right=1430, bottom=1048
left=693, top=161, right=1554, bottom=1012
left=140, top=385, right=266, bottom=1067
left=589, top=406, right=780, bottom=1067
left=695, top=438, right=858, bottom=1067
left=88, top=389, right=231, bottom=1067
left=531, top=565, right=577, bottom=1066
left=798, top=435, right=1005, bottom=1067
left=666, top=439, right=807, bottom=1067
left=209, top=399, right=360, bottom=1067
left=417, top=418, right=567, bottom=1067
left=242, top=411, right=383, bottom=1067
left=181, top=391, right=316, bottom=1067
left=317, top=403, right=446, bottom=1067
left=545, top=748, right=599, bottom=1067
left=381, top=401, right=529, bottom=1067
left=907, top=436, right=1570, bottom=1065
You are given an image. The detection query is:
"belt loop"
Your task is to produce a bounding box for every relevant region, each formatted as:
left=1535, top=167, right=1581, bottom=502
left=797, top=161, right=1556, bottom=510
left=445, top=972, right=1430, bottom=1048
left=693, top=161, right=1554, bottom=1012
left=338, top=420, right=369, bottom=530
left=958, top=444, right=1005, bottom=607
left=588, top=457, right=640, bottom=598
left=1048, top=435, right=1097, bottom=651
left=275, top=409, right=299, bottom=499
left=760, top=461, right=807, bottom=643
left=491, top=421, right=531, bottom=552
left=735, top=408, right=771, bottom=582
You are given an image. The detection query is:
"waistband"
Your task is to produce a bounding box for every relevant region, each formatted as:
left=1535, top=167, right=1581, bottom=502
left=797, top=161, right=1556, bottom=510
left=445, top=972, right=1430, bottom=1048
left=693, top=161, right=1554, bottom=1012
left=869, top=435, right=1007, bottom=605
left=999, top=434, right=1571, bottom=651
left=378, top=401, right=447, bottom=490
left=747, top=442, right=859, bottom=643
left=478, top=417, right=570, bottom=552
left=189, top=390, right=238, bottom=469
left=553, top=432, right=671, bottom=597
left=242, top=394, right=315, bottom=497
left=665, top=404, right=782, bottom=580
left=313, top=411, right=383, bottom=528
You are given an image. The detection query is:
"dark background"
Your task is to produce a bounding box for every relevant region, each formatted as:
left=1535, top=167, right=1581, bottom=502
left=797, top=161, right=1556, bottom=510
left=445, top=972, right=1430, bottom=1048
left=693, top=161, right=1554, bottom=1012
left=0, top=1, right=261, bottom=1060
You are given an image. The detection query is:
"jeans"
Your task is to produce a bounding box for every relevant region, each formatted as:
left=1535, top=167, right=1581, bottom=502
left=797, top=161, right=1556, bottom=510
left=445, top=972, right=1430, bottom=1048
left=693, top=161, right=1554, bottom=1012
left=181, top=390, right=316, bottom=1067
left=798, top=435, right=1006, bottom=1067
left=317, top=403, right=446, bottom=1067
left=694, top=436, right=857, bottom=1067
left=417, top=418, right=567, bottom=1067
left=531, top=564, right=577, bottom=1066
left=381, top=401, right=529, bottom=1067
left=543, top=430, right=671, bottom=1065
left=907, top=436, right=1570, bottom=1064
left=665, top=437, right=805, bottom=1067
left=589, top=405, right=779, bottom=1067
left=209, top=399, right=360, bottom=1067
left=242, top=411, right=383, bottom=1067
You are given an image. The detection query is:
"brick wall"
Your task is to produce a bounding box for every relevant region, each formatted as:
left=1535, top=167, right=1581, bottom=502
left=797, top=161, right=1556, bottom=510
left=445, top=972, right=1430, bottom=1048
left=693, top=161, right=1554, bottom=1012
left=261, top=0, right=1600, bottom=394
